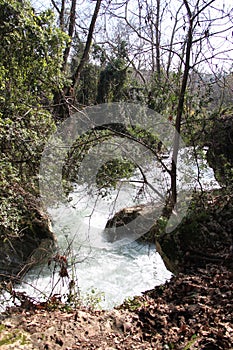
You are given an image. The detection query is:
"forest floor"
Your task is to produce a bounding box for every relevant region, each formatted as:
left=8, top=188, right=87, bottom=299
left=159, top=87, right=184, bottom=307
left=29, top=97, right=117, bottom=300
left=0, top=264, right=232, bottom=350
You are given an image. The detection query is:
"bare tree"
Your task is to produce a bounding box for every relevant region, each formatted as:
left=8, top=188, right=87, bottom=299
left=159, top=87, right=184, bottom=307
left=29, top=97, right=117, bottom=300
left=52, top=0, right=233, bottom=203
left=50, top=0, right=103, bottom=117
left=62, top=0, right=77, bottom=71
left=100, top=0, right=233, bottom=209
left=170, top=0, right=233, bottom=205
left=72, top=0, right=102, bottom=90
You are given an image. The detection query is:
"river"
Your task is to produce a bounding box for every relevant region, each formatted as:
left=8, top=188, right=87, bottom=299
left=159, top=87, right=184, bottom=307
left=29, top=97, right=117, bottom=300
left=2, top=148, right=219, bottom=310
left=14, top=186, right=173, bottom=310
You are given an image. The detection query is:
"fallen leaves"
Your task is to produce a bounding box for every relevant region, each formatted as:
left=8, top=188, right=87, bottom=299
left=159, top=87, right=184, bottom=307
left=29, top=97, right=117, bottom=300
left=132, top=264, right=233, bottom=349
left=0, top=264, right=232, bottom=349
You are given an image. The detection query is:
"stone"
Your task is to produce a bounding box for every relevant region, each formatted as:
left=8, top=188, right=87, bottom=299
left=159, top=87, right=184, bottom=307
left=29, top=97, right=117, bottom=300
left=104, top=203, right=160, bottom=243
left=0, top=184, right=56, bottom=282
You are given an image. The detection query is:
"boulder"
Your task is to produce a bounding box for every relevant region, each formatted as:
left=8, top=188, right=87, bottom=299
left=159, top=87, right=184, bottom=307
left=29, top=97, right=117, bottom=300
left=104, top=203, right=161, bottom=243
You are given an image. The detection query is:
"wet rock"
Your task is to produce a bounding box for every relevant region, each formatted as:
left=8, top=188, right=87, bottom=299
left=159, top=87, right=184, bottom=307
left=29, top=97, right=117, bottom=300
left=104, top=203, right=160, bottom=243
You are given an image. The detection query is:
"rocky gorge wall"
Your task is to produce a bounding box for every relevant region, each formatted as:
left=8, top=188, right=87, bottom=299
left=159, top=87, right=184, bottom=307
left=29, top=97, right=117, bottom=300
left=0, top=185, right=56, bottom=281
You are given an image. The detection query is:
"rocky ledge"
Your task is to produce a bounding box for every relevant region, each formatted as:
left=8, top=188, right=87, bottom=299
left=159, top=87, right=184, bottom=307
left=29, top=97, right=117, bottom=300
left=0, top=184, right=56, bottom=281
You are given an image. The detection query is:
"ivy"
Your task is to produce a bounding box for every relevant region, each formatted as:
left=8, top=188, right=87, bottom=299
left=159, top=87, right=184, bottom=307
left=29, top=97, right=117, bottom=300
left=0, top=0, right=68, bottom=237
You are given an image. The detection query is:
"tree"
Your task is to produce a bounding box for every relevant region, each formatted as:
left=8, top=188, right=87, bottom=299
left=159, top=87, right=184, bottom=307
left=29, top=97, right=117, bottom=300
left=102, top=0, right=233, bottom=208
left=50, top=0, right=102, bottom=116
left=60, top=0, right=233, bottom=215
left=21, top=0, right=233, bottom=216
left=97, top=40, right=130, bottom=103
left=71, top=0, right=102, bottom=91
left=0, top=0, right=68, bottom=235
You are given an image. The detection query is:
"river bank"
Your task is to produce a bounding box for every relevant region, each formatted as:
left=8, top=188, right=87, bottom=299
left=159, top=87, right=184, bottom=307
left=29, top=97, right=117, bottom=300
left=0, top=263, right=232, bottom=349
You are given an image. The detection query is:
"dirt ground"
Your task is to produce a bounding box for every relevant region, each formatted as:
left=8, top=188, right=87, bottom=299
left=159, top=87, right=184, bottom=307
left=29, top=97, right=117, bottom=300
left=0, top=264, right=232, bottom=350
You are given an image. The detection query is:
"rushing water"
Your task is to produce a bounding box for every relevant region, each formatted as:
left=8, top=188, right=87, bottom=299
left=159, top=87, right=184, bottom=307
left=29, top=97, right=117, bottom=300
left=13, top=188, right=173, bottom=310
left=2, top=148, right=219, bottom=310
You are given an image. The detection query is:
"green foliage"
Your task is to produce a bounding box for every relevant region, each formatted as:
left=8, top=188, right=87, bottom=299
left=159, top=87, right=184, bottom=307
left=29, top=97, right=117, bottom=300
left=127, top=125, right=163, bottom=152
left=0, top=329, right=29, bottom=347
left=182, top=334, right=198, bottom=350
left=120, top=296, right=143, bottom=311
left=62, top=127, right=137, bottom=198
left=156, top=216, right=169, bottom=234
left=82, top=288, right=105, bottom=310
left=96, top=158, right=136, bottom=191
left=205, top=110, right=233, bottom=189
left=0, top=109, right=56, bottom=184
left=0, top=0, right=68, bottom=237
left=70, top=36, right=100, bottom=106
left=71, top=40, right=145, bottom=105
left=148, top=71, right=181, bottom=114
left=62, top=128, right=113, bottom=184
left=75, top=63, right=100, bottom=106
left=62, top=122, right=164, bottom=198
left=96, top=41, right=131, bottom=103
left=0, top=0, right=68, bottom=182
left=97, top=58, right=128, bottom=103
left=181, top=81, right=214, bottom=147
left=0, top=0, right=68, bottom=110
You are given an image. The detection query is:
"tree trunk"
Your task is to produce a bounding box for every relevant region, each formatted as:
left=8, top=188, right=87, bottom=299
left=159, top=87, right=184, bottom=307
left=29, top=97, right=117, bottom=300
left=62, top=0, right=77, bottom=71
left=155, top=0, right=161, bottom=80
left=170, top=0, right=193, bottom=206
left=72, top=0, right=102, bottom=91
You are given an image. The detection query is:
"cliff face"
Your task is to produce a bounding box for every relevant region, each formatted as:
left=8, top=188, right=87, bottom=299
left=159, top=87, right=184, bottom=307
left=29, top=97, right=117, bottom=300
left=0, top=184, right=56, bottom=281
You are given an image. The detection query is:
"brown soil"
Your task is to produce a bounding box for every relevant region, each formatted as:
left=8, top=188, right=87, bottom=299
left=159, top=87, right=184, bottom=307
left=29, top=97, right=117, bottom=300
left=0, top=264, right=232, bottom=350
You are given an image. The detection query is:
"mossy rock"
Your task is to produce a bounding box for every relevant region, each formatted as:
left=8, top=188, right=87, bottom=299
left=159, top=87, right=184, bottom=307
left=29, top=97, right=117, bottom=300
left=0, top=184, right=56, bottom=281
left=155, top=190, right=233, bottom=274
